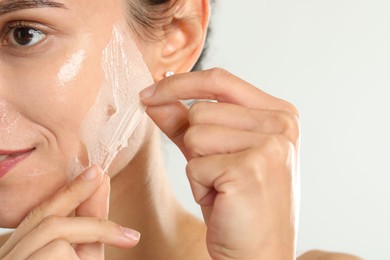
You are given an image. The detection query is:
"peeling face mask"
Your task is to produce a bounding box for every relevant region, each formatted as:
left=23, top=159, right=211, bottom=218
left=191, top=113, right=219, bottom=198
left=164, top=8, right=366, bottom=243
left=67, top=25, right=153, bottom=180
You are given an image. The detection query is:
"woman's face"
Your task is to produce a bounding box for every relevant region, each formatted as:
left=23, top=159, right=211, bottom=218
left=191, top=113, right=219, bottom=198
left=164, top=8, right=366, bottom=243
left=0, top=0, right=149, bottom=227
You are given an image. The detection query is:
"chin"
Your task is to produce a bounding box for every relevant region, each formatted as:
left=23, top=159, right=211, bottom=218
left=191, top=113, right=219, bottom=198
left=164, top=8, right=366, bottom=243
left=0, top=209, right=29, bottom=229
left=0, top=191, right=42, bottom=228
left=0, top=188, right=60, bottom=229
left=0, top=171, right=67, bottom=229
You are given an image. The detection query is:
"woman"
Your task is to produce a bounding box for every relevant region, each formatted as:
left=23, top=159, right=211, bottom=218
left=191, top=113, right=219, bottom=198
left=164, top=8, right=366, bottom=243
left=0, top=0, right=360, bottom=259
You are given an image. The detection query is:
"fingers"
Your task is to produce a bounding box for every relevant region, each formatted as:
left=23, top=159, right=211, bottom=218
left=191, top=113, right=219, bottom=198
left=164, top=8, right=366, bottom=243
left=188, top=102, right=299, bottom=143
left=141, top=68, right=300, bottom=259
left=140, top=68, right=298, bottom=116
left=76, top=174, right=110, bottom=219
left=75, top=174, right=111, bottom=259
left=27, top=239, right=79, bottom=260
left=183, top=125, right=262, bottom=157
left=6, top=217, right=139, bottom=260
left=186, top=144, right=296, bottom=237
left=184, top=123, right=296, bottom=159
left=145, top=102, right=191, bottom=159
left=146, top=102, right=189, bottom=140
left=141, top=69, right=299, bottom=162
left=186, top=144, right=294, bottom=205
left=1, top=167, right=141, bottom=260
left=0, top=166, right=104, bottom=257
left=145, top=101, right=299, bottom=160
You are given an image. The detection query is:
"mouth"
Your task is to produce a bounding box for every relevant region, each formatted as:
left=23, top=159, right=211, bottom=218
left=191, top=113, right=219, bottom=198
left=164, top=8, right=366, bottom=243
left=0, top=148, right=35, bottom=179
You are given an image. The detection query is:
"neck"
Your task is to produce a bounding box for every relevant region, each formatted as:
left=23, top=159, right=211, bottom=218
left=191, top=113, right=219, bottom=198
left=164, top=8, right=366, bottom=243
left=106, top=123, right=207, bottom=260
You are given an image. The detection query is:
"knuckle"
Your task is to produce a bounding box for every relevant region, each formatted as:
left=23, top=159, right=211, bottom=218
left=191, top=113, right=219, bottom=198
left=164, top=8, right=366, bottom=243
left=208, top=67, right=233, bottom=89
left=38, top=215, right=61, bottom=232
left=238, top=140, right=294, bottom=186
left=190, top=101, right=205, bottom=113
left=96, top=218, right=116, bottom=236
left=25, top=203, right=46, bottom=223
left=163, top=72, right=176, bottom=90
left=263, top=135, right=291, bottom=160
left=210, top=67, right=232, bottom=79
left=281, top=100, right=300, bottom=119
left=262, top=136, right=296, bottom=179
left=278, top=111, right=301, bottom=143
left=97, top=218, right=110, bottom=227
left=188, top=101, right=208, bottom=124
left=62, top=183, right=83, bottom=205
left=50, top=239, right=78, bottom=260
left=63, top=182, right=76, bottom=196
left=185, top=159, right=195, bottom=178
left=238, top=150, right=267, bottom=183
left=185, top=157, right=203, bottom=182
left=288, top=115, right=301, bottom=143
left=50, top=239, right=71, bottom=251
left=183, top=126, right=203, bottom=156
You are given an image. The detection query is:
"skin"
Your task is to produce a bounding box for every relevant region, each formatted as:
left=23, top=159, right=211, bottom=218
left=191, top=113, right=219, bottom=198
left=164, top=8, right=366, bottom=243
left=0, top=0, right=362, bottom=259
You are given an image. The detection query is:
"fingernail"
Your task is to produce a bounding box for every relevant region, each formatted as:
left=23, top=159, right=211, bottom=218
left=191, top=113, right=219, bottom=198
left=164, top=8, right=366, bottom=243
left=139, top=84, right=156, bottom=99
left=121, top=227, right=141, bottom=241
left=81, top=166, right=98, bottom=181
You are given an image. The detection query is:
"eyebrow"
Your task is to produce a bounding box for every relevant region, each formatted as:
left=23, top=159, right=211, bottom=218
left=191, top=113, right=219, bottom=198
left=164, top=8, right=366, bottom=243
left=0, top=0, right=66, bottom=16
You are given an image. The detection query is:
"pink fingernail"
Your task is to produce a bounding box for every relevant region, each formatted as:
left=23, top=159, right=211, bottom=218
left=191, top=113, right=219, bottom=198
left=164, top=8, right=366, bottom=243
left=139, top=84, right=156, bottom=99
left=81, top=166, right=98, bottom=181
left=121, top=227, right=141, bottom=241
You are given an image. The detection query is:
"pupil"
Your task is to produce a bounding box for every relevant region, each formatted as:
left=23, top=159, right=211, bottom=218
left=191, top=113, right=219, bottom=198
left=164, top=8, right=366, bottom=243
left=13, top=27, right=34, bottom=45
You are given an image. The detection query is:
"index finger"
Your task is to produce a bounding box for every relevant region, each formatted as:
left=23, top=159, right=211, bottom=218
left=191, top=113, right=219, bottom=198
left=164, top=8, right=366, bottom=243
left=140, top=68, right=297, bottom=115
left=0, top=166, right=104, bottom=257
left=75, top=174, right=111, bottom=259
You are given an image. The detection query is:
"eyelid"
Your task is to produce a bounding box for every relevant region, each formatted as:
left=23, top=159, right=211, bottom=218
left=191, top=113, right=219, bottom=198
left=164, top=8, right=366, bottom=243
left=0, top=20, right=52, bottom=55
left=1, top=20, right=47, bottom=41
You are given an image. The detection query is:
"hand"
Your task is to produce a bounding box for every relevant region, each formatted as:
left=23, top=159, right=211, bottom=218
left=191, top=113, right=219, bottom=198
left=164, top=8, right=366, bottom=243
left=141, top=68, right=300, bottom=260
left=0, top=166, right=140, bottom=260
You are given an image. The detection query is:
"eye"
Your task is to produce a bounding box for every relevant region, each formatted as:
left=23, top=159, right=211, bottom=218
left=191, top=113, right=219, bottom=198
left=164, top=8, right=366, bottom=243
left=3, top=24, right=46, bottom=47
left=8, top=26, right=46, bottom=47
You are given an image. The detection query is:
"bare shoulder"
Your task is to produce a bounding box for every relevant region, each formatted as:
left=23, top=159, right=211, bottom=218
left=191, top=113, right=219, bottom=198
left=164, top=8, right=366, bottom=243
left=298, top=250, right=363, bottom=260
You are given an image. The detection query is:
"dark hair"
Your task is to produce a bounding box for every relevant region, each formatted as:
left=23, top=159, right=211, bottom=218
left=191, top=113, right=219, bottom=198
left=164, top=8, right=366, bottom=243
left=126, top=0, right=213, bottom=70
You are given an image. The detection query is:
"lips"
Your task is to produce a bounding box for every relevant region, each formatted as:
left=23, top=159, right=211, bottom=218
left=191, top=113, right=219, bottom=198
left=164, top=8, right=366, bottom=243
left=0, top=148, right=35, bottom=179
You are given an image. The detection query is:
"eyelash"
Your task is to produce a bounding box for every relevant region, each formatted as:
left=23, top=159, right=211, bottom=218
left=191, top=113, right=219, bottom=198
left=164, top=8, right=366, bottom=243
left=0, top=21, right=48, bottom=52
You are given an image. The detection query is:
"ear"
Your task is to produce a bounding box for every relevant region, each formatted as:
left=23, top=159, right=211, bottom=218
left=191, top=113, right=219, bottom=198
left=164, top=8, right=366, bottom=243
left=148, top=0, right=210, bottom=81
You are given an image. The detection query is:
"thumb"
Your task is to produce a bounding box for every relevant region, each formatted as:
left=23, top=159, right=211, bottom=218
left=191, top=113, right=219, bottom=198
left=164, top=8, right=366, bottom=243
left=145, top=101, right=191, bottom=160
left=75, top=172, right=110, bottom=260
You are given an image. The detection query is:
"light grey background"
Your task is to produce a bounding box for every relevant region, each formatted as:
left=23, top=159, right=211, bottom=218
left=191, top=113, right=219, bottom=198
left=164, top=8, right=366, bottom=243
left=2, top=1, right=390, bottom=259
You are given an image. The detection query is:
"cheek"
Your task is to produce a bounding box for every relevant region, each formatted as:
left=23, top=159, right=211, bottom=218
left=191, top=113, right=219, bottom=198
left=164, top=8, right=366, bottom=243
left=12, top=48, right=102, bottom=154
left=68, top=25, right=154, bottom=179
left=0, top=42, right=107, bottom=228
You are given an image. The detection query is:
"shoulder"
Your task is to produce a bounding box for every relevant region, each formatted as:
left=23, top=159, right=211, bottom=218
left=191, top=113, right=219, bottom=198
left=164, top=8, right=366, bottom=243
left=297, top=250, right=363, bottom=260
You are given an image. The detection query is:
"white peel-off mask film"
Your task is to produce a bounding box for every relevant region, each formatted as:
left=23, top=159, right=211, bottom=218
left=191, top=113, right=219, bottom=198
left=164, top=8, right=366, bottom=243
left=67, top=25, right=153, bottom=180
